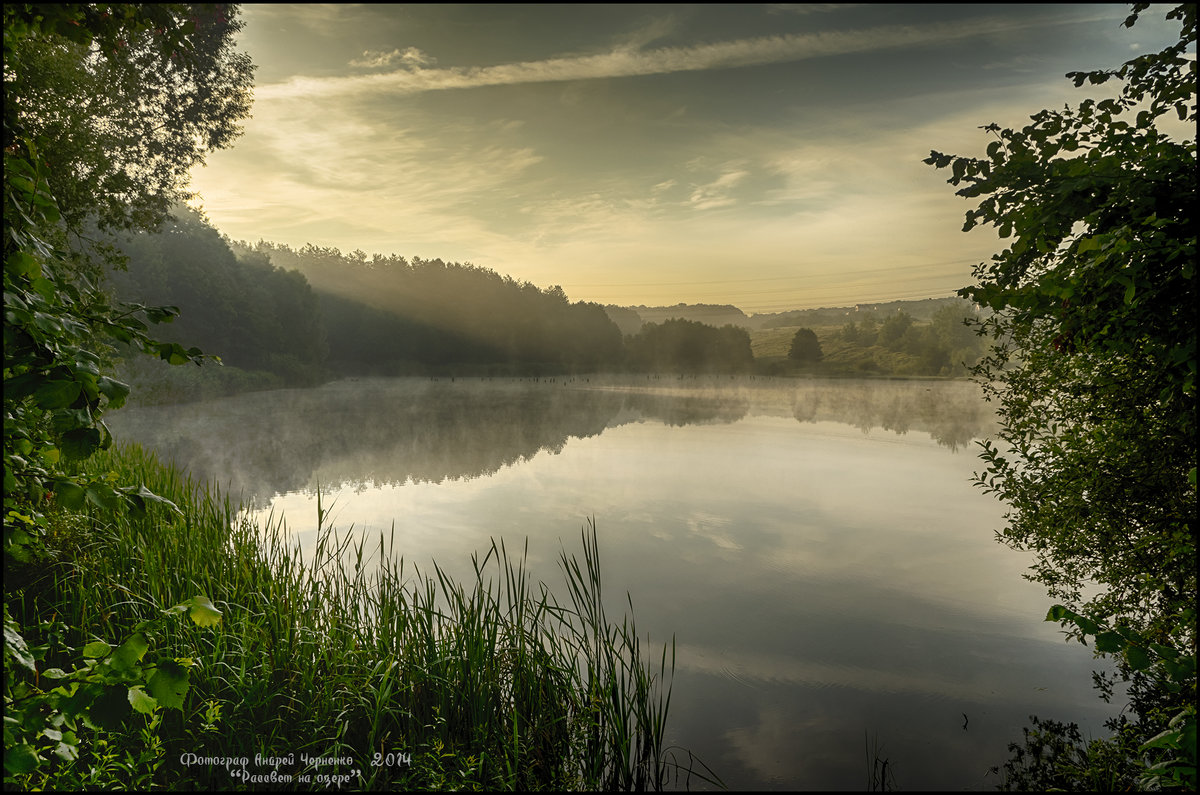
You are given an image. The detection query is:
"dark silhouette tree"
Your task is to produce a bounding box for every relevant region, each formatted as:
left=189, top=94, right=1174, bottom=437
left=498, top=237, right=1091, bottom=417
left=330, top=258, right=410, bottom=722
left=787, top=328, right=823, bottom=364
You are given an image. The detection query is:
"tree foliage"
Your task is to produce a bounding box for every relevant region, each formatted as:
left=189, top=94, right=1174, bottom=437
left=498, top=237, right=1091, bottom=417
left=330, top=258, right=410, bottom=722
left=5, top=5, right=251, bottom=777
left=4, top=2, right=253, bottom=554
left=236, top=240, right=625, bottom=376
left=4, top=3, right=253, bottom=233
left=927, top=0, right=1195, bottom=642
left=107, top=208, right=328, bottom=385
left=624, top=319, right=753, bottom=374
left=927, top=2, right=1195, bottom=786
left=786, top=327, right=823, bottom=363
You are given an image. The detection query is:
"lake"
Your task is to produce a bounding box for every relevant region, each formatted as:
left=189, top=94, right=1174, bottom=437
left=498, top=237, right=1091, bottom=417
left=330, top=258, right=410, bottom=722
left=106, top=376, right=1118, bottom=790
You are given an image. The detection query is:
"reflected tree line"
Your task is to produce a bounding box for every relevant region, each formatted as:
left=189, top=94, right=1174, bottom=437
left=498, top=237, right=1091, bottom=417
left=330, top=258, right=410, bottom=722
left=107, top=378, right=996, bottom=504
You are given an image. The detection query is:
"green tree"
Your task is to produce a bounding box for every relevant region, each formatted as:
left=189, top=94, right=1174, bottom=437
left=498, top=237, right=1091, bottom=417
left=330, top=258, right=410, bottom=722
left=930, top=301, right=983, bottom=372
left=926, top=3, right=1195, bottom=787
left=4, top=3, right=252, bottom=780
left=5, top=4, right=253, bottom=233
left=786, top=327, right=823, bottom=364
left=623, top=318, right=751, bottom=374
left=4, top=3, right=254, bottom=556
left=109, top=207, right=328, bottom=385
left=877, top=311, right=914, bottom=351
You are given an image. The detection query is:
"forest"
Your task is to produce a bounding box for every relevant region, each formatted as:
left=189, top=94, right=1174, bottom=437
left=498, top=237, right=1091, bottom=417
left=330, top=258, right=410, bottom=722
left=101, top=206, right=983, bottom=403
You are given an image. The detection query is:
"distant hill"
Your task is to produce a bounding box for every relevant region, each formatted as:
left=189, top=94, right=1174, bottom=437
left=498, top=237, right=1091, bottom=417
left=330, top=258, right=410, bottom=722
left=603, top=303, right=750, bottom=335
left=601, top=305, right=645, bottom=336
left=606, top=297, right=973, bottom=334
left=750, top=296, right=974, bottom=329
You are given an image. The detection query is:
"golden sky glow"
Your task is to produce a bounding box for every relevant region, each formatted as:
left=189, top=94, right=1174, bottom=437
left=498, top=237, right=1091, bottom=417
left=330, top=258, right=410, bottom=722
left=187, top=3, right=1184, bottom=313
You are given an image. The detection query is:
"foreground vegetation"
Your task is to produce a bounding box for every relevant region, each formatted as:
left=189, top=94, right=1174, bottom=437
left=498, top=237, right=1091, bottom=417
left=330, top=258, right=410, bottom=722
left=928, top=3, right=1195, bottom=789
left=6, top=442, right=710, bottom=790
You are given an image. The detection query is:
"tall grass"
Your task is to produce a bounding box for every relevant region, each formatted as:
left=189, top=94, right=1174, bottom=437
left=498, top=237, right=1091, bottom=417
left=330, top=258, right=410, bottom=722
left=13, top=442, right=718, bottom=790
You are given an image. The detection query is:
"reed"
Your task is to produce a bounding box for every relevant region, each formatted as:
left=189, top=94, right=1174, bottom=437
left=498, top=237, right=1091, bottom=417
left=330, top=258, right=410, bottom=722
left=11, top=442, right=717, bottom=790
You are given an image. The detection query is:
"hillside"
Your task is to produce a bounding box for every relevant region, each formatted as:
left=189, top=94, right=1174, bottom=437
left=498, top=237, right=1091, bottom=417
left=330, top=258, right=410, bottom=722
left=607, top=296, right=976, bottom=334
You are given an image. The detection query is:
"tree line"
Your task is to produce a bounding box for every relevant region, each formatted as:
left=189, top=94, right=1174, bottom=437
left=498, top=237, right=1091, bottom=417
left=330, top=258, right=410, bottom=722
left=101, top=213, right=759, bottom=386
left=834, top=303, right=986, bottom=375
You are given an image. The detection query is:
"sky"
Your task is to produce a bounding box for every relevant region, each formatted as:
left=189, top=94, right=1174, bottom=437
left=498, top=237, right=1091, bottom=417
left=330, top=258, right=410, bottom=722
left=187, top=3, right=1188, bottom=313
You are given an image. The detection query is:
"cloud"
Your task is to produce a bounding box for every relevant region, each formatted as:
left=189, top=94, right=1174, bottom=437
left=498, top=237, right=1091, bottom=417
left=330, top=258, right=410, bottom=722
left=256, top=13, right=1101, bottom=101
left=349, top=46, right=435, bottom=69
left=687, top=168, right=749, bottom=211
left=766, top=3, right=853, bottom=15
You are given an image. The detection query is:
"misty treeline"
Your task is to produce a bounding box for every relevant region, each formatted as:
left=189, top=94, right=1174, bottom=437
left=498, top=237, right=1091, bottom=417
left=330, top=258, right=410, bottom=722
left=102, top=208, right=985, bottom=395
left=833, top=304, right=986, bottom=376
left=623, top=319, right=754, bottom=374
left=103, top=208, right=761, bottom=391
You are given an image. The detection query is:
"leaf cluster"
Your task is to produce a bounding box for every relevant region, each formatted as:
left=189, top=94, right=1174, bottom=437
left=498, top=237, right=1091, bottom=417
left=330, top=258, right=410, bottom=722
left=925, top=3, right=1196, bottom=641
left=926, top=5, right=1196, bottom=788
left=3, top=3, right=254, bottom=232
left=4, top=5, right=250, bottom=785
left=3, top=597, right=221, bottom=782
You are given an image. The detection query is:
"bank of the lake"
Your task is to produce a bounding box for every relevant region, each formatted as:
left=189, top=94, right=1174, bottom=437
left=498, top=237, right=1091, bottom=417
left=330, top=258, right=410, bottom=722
left=6, top=441, right=703, bottom=791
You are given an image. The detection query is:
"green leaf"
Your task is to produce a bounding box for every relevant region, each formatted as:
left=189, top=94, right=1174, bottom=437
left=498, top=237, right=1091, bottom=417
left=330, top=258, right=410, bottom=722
left=128, top=685, right=158, bottom=714
left=33, top=380, right=82, bottom=410
left=182, top=596, right=222, bottom=627
left=85, top=485, right=123, bottom=512
left=53, top=740, right=79, bottom=763
left=1126, top=644, right=1153, bottom=672
left=6, top=251, right=41, bottom=278
left=1148, top=642, right=1179, bottom=660
left=96, top=376, right=130, bottom=408
left=110, top=632, right=149, bottom=671
left=1094, top=631, right=1124, bottom=653
left=82, top=640, right=112, bottom=659
left=3, top=619, right=37, bottom=673
left=54, top=480, right=86, bottom=509
left=147, top=659, right=190, bottom=709
left=1046, top=605, right=1072, bottom=622
left=60, top=428, right=102, bottom=460
left=143, top=305, right=180, bottom=323
left=3, top=743, right=42, bottom=775
left=157, top=342, right=192, bottom=365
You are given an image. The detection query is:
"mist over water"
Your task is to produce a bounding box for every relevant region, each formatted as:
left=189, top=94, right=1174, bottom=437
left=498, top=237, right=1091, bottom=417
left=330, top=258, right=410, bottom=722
left=106, top=376, right=997, bottom=503
left=107, top=377, right=1115, bottom=790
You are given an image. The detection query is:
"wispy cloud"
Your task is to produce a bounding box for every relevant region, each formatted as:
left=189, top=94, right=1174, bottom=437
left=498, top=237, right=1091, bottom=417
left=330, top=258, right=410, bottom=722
left=688, top=168, right=749, bottom=211
left=349, top=46, right=435, bottom=69
left=766, top=3, right=854, bottom=16
left=256, top=14, right=1093, bottom=101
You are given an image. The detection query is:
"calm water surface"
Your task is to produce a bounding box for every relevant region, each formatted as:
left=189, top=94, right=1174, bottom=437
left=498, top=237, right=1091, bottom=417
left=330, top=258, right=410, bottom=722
left=108, top=376, right=1118, bottom=790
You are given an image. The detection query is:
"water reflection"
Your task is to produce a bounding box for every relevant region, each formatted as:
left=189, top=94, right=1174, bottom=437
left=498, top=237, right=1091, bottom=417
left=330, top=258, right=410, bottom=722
left=107, top=376, right=996, bottom=503
left=105, top=376, right=1115, bottom=791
